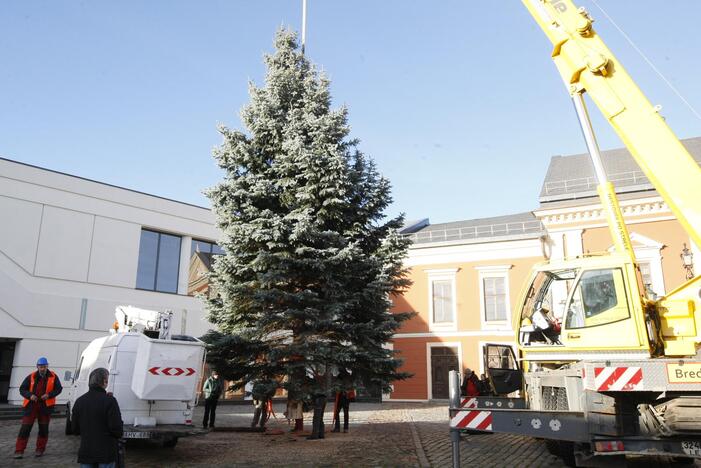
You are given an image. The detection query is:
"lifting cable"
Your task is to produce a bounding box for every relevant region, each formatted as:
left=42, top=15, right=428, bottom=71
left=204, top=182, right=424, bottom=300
left=589, top=0, right=701, bottom=125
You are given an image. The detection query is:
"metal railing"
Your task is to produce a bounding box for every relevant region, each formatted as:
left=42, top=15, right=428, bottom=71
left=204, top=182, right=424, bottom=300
left=543, top=170, right=650, bottom=195
left=404, top=220, right=543, bottom=244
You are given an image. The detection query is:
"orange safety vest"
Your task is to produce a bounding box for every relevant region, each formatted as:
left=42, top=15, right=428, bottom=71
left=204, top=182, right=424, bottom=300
left=22, top=371, right=57, bottom=408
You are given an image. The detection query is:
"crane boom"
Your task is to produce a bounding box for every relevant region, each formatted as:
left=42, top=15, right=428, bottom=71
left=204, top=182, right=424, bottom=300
left=522, top=0, right=701, bottom=250
left=450, top=4, right=701, bottom=465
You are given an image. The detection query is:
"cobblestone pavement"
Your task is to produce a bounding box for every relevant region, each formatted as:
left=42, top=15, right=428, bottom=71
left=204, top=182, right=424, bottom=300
left=1, top=402, right=696, bottom=467
left=409, top=405, right=563, bottom=468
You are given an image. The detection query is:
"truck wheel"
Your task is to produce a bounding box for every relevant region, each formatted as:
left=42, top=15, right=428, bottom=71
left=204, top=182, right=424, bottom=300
left=558, top=441, right=576, bottom=467
left=671, top=457, right=695, bottom=466
left=65, top=404, right=73, bottom=435
left=162, top=437, right=178, bottom=448
left=544, top=439, right=559, bottom=456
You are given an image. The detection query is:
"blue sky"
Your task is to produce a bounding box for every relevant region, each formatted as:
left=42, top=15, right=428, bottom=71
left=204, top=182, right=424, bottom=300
left=2, top=1, right=700, bottom=224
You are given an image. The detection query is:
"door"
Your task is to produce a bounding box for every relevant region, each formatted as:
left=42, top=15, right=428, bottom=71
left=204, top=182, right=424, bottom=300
left=430, top=346, right=459, bottom=399
left=0, top=341, right=17, bottom=402
left=561, top=267, right=642, bottom=350
left=483, top=344, right=522, bottom=395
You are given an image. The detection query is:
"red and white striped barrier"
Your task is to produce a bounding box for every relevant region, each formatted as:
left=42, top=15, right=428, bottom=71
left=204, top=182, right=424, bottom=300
left=594, top=366, right=643, bottom=391
left=460, top=397, right=478, bottom=408
left=450, top=410, right=493, bottom=431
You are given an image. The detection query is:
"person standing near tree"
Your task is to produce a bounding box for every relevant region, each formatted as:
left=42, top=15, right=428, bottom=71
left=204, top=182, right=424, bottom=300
left=251, top=380, right=275, bottom=429
left=202, top=370, right=223, bottom=428
left=14, top=357, right=62, bottom=459
left=331, top=368, right=354, bottom=433
left=306, top=364, right=330, bottom=440
left=71, top=367, right=124, bottom=468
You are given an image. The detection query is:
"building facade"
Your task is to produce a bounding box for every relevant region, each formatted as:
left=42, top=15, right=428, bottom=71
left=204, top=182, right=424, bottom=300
left=388, top=137, right=701, bottom=401
left=389, top=213, right=545, bottom=400
left=2, top=137, right=699, bottom=405
left=0, top=158, right=220, bottom=405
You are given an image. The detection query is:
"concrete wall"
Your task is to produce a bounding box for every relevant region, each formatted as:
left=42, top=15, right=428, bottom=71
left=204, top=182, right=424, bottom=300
left=0, top=158, right=220, bottom=405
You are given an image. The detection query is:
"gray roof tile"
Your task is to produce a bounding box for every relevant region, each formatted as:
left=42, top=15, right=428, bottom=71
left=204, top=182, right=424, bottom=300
left=539, top=136, right=701, bottom=203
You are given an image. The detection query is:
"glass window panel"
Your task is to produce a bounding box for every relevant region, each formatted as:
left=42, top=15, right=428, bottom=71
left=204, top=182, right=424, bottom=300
left=484, top=277, right=506, bottom=322
left=211, top=244, right=224, bottom=255
left=156, top=233, right=181, bottom=293
left=192, top=240, right=213, bottom=255
left=565, top=269, right=630, bottom=329
left=638, top=262, right=652, bottom=288
left=136, top=230, right=159, bottom=290
left=433, top=280, right=453, bottom=323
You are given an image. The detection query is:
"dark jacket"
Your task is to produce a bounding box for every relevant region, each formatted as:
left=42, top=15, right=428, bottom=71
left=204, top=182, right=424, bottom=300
left=71, top=385, right=124, bottom=464
left=203, top=376, right=223, bottom=400
left=19, top=370, right=63, bottom=416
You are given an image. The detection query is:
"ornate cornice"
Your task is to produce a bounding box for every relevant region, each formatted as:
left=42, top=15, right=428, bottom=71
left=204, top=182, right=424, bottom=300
left=537, top=198, right=671, bottom=227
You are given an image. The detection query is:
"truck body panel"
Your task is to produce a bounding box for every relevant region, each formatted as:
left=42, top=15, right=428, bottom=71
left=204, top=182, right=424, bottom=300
left=67, top=330, right=205, bottom=441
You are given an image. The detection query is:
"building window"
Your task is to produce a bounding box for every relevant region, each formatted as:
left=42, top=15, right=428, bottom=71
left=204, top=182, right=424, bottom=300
left=426, top=269, right=459, bottom=330
left=136, top=229, right=182, bottom=293
left=483, top=277, right=507, bottom=322
left=638, top=261, right=653, bottom=294
left=476, top=265, right=512, bottom=330
left=432, top=280, right=454, bottom=323
left=188, top=239, right=224, bottom=296
left=191, top=239, right=224, bottom=258
left=609, top=233, right=665, bottom=297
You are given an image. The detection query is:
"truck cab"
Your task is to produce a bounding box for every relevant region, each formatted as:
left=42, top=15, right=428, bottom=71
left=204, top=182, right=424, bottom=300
left=516, top=254, right=652, bottom=363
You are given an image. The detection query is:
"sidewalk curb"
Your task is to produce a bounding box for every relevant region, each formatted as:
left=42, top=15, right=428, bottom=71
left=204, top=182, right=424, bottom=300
left=406, top=410, right=431, bottom=468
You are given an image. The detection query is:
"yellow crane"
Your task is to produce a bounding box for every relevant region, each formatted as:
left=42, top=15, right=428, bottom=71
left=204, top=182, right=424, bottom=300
left=520, top=0, right=701, bottom=359
left=449, top=1, right=701, bottom=466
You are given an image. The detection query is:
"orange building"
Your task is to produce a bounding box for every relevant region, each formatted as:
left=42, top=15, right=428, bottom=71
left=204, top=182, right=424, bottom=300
left=388, top=137, right=701, bottom=401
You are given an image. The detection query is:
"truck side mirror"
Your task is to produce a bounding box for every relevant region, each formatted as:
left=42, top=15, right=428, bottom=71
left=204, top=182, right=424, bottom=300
left=64, top=370, right=72, bottom=381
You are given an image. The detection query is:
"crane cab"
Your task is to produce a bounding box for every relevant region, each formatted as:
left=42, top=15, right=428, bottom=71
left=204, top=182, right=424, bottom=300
left=515, top=254, right=652, bottom=364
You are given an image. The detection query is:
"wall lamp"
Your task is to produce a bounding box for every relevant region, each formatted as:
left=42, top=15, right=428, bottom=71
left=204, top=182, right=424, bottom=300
left=680, top=243, right=695, bottom=280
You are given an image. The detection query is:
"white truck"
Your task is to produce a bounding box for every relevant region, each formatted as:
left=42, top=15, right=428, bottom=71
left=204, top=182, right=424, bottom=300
left=65, top=306, right=207, bottom=447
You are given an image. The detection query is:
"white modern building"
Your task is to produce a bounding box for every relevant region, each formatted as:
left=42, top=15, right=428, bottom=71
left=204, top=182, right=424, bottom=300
left=0, top=158, right=220, bottom=405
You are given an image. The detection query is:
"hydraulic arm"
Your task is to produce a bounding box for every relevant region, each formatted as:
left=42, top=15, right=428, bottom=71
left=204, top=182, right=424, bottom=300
left=522, top=0, right=701, bottom=250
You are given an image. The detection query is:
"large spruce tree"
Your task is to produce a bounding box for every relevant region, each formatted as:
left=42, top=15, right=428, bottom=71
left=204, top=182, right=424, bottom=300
left=202, top=29, right=412, bottom=399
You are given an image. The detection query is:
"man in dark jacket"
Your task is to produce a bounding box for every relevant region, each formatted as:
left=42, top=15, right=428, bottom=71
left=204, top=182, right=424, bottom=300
left=71, top=368, right=124, bottom=468
left=14, top=356, right=63, bottom=458
left=202, top=370, right=223, bottom=428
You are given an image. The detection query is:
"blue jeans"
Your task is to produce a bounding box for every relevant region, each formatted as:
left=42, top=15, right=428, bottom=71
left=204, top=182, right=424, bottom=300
left=80, top=463, right=116, bottom=468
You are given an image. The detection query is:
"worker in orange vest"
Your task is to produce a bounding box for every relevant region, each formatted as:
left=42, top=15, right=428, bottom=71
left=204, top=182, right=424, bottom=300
left=14, top=357, right=63, bottom=459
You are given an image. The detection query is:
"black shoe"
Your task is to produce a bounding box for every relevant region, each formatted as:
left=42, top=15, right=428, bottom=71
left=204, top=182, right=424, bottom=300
left=343, top=428, right=348, bottom=433
left=331, top=428, right=340, bottom=433
left=13, top=452, right=23, bottom=459
left=209, top=425, right=214, bottom=428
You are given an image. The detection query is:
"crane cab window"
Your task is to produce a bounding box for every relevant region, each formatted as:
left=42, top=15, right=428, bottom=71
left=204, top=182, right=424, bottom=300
left=519, top=269, right=576, bottom=346
left=565, top=268, right=629, bottom=329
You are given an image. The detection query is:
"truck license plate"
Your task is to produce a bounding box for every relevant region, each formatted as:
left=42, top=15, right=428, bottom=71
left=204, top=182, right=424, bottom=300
left=681, top=441, right=701, bottom=456
left=123, top=431, right=152, bottom=439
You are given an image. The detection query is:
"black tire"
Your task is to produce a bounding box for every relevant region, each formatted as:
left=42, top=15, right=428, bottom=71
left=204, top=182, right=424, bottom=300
left=162, top=437, right=178, bottom=448
left=671, top=457, right=695, bottom=466
left=544, top=439, right=559, bottom=456
left=65, top=404, right=73, bottom=435
left=558, top=441, right=577, bottom=467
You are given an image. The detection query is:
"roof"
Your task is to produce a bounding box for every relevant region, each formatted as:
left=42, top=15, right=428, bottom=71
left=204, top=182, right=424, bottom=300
left=539, top=136, right=701, bottom=204
left=405, top=211, right=544, bottom=246
left=0, top=156, right=211, bottom=211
